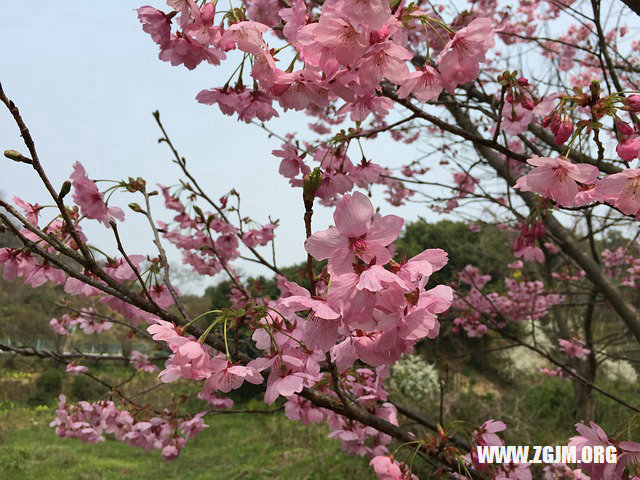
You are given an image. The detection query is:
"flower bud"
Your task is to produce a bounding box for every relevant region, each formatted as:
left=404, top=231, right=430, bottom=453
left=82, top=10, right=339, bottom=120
left=128, top=202, right=144, bottom=213
left=59, top=181, right=72, bottom=200
left=303, top=168, right=323, bottom=203
left=615, top=118, right=634, bottom=136
left=532, top=221, right=546, bottom=238
left=616, top=136, right=640, bottom=162
left=522, top=98, right=535, bottom=110
left=513, top=236, right=524, bottom=252
left=627, top=95, right=640, bottom=112
left=4, top=149, right=32, bottom=164
left=553, top=116, right=573, bottom=146
left=193, top=205, right=204, bottom=219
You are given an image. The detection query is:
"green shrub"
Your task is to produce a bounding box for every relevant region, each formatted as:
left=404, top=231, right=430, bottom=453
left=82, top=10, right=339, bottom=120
left=27, top=368, right=63, bottom=406
left=69, top=374, right=107, bottom=402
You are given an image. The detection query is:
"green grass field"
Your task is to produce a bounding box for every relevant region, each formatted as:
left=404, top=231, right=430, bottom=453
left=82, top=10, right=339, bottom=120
left=0, top=404, right=373, bottom=480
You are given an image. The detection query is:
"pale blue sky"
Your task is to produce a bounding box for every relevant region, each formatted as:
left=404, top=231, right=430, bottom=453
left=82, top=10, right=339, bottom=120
left=1, top=1, right=440, bottom=292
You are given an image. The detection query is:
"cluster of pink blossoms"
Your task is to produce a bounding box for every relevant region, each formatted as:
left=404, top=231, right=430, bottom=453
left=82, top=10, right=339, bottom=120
left=287, top=366, right=401, bottom=457
left=453, top=265, right=564, bottom=338
left=569, top=422, right=640, bottom=480
left=134, top=2, right=496, bottom=122
left=454, top=419, right=533, bottom=479
left=158, top=185, right=243, bottom=277
left=512, top=220, right=547, bottom=264
left=512, top=94, right=640, bottom=214
left=2, top=0, right=639, bottom=476
left=50, top=308, right=113, bottom=336
left=134, top=0, right=496, bottom=212
left=130, top=351, right=159, bottom=372
left=2, top=167, right=159, bottom=329
left=601, top=246, right=640, bottom=288
left=50, top=395, right=207, bottom=460
left=558, top=338, right=590, bottom=360
left=134, top=190, right=452, bottom=467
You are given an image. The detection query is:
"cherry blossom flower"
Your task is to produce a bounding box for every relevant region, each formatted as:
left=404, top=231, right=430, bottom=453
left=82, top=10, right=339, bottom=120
left=23, top=261, right=66, bottom=287
left=284, top=395, right=325, bottom=425
left=130, top=351, right=158, bottom=372
left=558, top=338, right=590, bottom=359
left=279, top=0, right=308, bottom=41
left=594, top=169, right=640, bottom=216
left=70, top=162, right=125, bottom=226
left=297, top=15, right=369, bottom=69
left=370, top=455, right=417, bottom=480
left=337, top=0, right=391, bottom=31
left=150, top=283, right=177, bottom=309
left=397, top=66, right=444, bottom=102
left=13, top=196, right=43, bottom=225
left=220, top=21, right=270, bottom=56
left=203, top=358, right=263, bottom=393
left=514, top=156, right=600, bottom=206
left=305, top=191, right=403, bottom=276
left=136, top=6, right=172, bottom=47
left=159, top=33, right=226, bottom=70
left=437, top=17, right=495, bottom=89
left=66, top=363, right=89, bottom=376
left=198, top=390, right=234, bottom=409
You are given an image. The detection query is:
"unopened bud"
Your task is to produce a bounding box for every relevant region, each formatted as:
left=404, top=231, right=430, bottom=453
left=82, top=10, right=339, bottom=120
left=59, top=181, right=72, bottom=200
left=615, top=118, right=634, bottom=136
left=128, top=202, right=144, bottom=213
left=303, top=168, right=323, bottom=203
left=627, top=95, right=640, bottom=112
left=522, top=98, right=535, bottom=110
left=4, top=149, right=32, bottom=164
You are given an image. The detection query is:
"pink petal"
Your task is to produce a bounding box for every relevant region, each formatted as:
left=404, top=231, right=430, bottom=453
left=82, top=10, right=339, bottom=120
left=304, top=228, right=348, bottom=260
left=366, top=214, right=404, bottom=245
left=333, top=191, right=373, bottom=237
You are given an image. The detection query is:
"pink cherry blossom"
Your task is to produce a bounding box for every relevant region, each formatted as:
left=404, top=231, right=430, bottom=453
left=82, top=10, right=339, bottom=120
left=356, top=41, right=412, bottom=90
left=437, top=17, right=495, bottom=89
left=305, top=191, right=403, bottom=276
left=297, top=16, right=369, bottom=70
left=150, top=283, right=177, bottom=308
left=284, top=395, right=325, bottom=425
left=279, top=0, right=308, bottom=41
left=130, top=351, right=158, bottom=372
left=514, top=156, right=600, bottom=206
left=338, top=95, right=394, bottom=122
left=198, top=391, right=234, bottom=409
left=136, top=6, right=172, bottom=47
left=594, top=168, right=640, bottom=216
left=159, top=33, right=226, bottom=70
left=13, top=196, right=43, bottom=225
left=66, top=363, right=89, bottom=376
left=558, top=338, right=590, bottom=359
left=337, top=0, right=391, bottom=31
left=23, top=261, right=66, bottom=287
left=370, top=455, right=417, bottom=480
left=617, top=135, right=640, bottom=162
left=204, top=358, right=263, bottom=393
left=397, top=66, right=444, bottom=102
left=220, top=21, right=270, bottom=56
left=70, top=162, right=125, bottom=226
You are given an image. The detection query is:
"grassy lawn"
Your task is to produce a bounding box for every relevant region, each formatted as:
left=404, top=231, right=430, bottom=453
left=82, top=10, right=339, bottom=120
left=0, top=405, right=373, bottom=480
